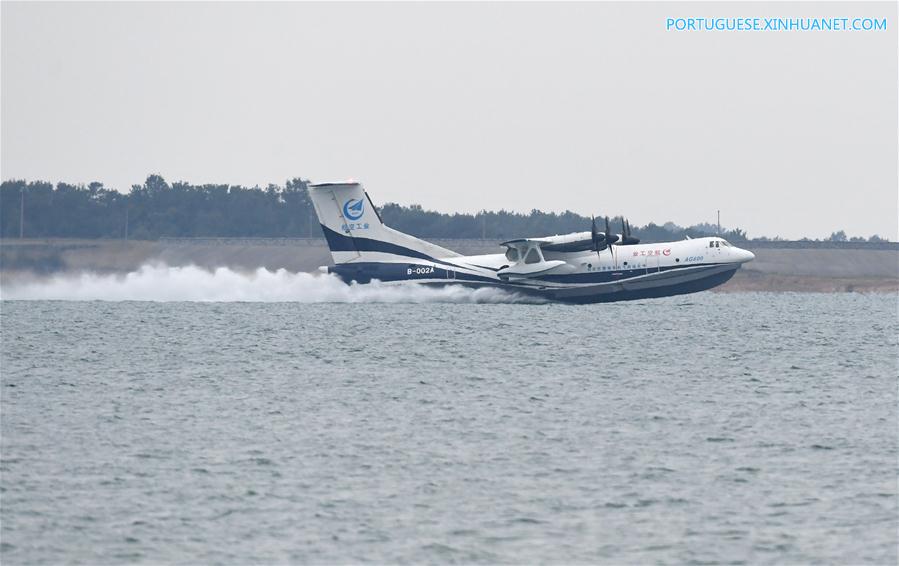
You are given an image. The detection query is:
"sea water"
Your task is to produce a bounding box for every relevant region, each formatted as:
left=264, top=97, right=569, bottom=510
left=1, top=268, right=896, bottom=564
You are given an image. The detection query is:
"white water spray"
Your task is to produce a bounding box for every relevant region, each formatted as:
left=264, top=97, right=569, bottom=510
left=0, top=264, right=541, bottom=304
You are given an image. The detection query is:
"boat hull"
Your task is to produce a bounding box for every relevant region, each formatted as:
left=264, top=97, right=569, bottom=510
left=329, top=262, right=740, bottom=304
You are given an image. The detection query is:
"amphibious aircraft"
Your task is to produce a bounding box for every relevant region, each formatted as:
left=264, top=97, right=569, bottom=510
left=309, top=182, right=754, bottom=303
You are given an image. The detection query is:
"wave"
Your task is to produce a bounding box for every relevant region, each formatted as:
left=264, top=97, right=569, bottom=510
left=0, top=264, right=541, bottom=304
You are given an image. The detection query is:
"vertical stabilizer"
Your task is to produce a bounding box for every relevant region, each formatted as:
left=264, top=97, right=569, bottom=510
left=308, top=182, right=460, bottom=265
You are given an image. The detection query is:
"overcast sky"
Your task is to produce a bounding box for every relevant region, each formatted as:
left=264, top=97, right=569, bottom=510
left=2, top=1, right=896, bottom=240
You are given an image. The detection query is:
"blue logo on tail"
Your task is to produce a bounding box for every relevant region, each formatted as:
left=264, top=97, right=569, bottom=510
left=343, top=198, right=364, bottom=220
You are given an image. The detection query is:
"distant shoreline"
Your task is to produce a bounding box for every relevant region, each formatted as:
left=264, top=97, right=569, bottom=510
left=1, top=238, right=897, bottom=294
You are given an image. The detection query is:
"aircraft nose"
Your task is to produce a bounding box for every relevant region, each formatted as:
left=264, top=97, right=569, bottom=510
left=738, top=249, right=755, bottom=263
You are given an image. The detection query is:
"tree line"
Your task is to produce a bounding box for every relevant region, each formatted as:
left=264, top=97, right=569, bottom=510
left=0, top=176, right=315, bottom=240
left=0, top=176, right=886, bottom=243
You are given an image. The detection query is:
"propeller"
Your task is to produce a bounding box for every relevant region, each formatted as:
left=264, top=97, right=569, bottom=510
left=620, top=218, right=640, bottom=245
left=591, top=214, right=640, bottom=257
left=604, top=217, right=619, bottom=248
left=591, top=216, right=620, bottom=256
left=591, top=216, right=606, bottom=252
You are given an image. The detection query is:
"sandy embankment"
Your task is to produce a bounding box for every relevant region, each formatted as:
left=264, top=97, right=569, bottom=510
left=716, top=247, right=899, bottom=293
left=0, top=238, right=896, bottom=293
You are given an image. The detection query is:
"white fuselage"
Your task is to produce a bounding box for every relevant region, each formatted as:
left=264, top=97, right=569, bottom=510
left=455, top=237, right=754, bottom=276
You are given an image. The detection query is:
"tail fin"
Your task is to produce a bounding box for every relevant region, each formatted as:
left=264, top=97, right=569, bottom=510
left=309, top=182, right=460, bottom=265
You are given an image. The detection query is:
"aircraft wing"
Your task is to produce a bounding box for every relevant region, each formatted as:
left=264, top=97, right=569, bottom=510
left=501, top=231, right=598, bottom=253
left=500, top=238, right=552, bottom=250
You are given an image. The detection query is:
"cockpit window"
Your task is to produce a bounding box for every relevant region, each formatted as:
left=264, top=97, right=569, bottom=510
left=524, top=248, right=542, bottom=264
left=505, top=248, right=519, bottom=262
left=709, top=241, right=715, bottom=248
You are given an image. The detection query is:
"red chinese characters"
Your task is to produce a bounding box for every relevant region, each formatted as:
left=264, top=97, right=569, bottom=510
left=633, top=248, right=672, bottom=257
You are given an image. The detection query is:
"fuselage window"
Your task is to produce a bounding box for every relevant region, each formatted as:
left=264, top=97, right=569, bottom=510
left=505, top=248, right=519, bottom=262
left=524, top=248, right=541, bottom=264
